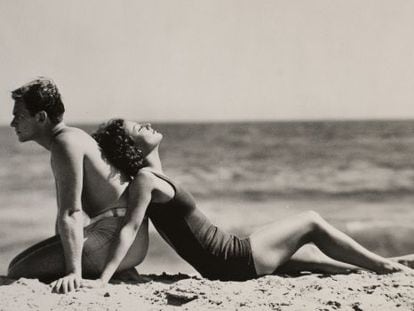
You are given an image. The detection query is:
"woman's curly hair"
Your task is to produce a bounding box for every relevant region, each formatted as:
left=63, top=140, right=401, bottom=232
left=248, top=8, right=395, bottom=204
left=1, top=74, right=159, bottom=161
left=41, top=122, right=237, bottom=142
left=92, top=119, right=144, bottom=180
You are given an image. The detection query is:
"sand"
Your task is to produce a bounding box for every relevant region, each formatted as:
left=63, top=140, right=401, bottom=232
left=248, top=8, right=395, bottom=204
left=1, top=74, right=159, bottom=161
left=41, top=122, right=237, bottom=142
left=0, top=272, right=412, bottom=311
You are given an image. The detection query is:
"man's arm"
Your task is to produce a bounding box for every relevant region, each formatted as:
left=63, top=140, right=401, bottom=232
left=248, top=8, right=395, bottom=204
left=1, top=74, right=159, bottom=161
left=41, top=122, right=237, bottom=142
left=50, top=135, right=84, bottom=293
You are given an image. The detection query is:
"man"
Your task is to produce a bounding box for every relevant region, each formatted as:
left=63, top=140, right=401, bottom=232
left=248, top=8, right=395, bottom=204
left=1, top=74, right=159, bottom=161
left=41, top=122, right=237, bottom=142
left=8, top=78, right=148, bottom=293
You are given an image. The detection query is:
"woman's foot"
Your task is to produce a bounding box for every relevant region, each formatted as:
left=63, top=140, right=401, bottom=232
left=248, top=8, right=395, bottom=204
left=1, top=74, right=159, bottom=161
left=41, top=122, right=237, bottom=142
left=390, top=254, right=414, bottom=269
left=379, top=259, right=414, bottom=275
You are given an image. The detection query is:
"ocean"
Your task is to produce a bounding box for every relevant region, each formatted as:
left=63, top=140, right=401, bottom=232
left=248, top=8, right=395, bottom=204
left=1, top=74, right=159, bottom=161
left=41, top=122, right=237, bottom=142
left=1, top=120, right=414, bottom=275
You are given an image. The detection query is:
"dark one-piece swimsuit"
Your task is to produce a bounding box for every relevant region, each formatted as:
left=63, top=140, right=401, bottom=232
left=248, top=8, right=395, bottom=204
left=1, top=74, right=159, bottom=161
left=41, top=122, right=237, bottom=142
left=146, top=171, right=258, bottom=281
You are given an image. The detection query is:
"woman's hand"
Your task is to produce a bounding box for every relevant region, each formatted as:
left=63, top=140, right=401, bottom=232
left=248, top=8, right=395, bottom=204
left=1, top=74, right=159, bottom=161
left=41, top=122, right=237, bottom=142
left=50, top=272, right=82, bottom=294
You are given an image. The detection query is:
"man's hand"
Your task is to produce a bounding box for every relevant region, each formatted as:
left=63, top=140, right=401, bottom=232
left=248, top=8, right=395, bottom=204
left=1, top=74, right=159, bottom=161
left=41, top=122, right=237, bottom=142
left=50, top=273, right=82, bottom=294
left=80, top=278, right=106, bottom=289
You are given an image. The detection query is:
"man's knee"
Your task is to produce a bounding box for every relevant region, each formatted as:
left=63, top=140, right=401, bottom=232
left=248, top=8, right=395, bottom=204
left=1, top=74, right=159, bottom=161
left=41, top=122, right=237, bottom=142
left=7, top=260, right=24, bottom=279
left=7, top=249, right=38, bottom=279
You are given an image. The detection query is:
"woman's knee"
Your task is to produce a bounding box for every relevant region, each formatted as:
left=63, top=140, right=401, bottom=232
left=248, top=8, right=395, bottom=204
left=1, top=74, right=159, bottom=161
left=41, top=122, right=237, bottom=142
left=301, top=210, right=336, bottom=243
left=300, top=210, right=326, bottom=233
left=299, top=209, right=320, bottom=223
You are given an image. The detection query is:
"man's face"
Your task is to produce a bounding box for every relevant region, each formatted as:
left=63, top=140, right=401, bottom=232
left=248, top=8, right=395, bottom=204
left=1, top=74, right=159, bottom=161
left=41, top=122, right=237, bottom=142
left=10, top=101, right=40, bottom=142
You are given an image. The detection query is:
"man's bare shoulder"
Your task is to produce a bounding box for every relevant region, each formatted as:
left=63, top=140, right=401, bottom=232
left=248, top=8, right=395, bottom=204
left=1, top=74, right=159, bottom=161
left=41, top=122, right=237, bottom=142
left=51, top=127, right=95, bottom=156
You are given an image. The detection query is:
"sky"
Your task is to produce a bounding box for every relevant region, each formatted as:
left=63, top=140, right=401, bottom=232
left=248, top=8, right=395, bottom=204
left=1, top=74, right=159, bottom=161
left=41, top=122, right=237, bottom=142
left=1, top=0, right=414, bottom=124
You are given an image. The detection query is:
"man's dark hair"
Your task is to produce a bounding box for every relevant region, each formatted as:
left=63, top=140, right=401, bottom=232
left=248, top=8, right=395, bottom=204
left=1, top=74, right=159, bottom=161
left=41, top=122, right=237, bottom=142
left=11, top=77, right=65, bottom=124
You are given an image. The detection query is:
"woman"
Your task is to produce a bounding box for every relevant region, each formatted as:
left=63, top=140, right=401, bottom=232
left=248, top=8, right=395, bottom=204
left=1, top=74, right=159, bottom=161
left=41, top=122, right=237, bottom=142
left=88, top=118, right=413, bottom=285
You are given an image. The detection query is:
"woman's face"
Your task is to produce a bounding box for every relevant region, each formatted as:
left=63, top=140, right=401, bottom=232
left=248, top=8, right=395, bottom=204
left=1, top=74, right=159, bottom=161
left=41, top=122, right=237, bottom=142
left=123, top=120, right=163, bottom=154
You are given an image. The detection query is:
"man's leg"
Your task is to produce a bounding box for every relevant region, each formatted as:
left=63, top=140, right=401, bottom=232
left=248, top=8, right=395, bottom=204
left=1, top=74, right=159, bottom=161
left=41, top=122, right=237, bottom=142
left=7, top=219, right=117, bottom=283
left=8, top=235, right=67, bottom=283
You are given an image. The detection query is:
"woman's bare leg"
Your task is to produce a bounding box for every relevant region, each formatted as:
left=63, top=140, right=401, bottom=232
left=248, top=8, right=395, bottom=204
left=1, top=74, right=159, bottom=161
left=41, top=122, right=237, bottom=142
left=274, top=246, right=414, bottom=275
left=276, top=243, right=359, bottom=275
left=250, top=211, right=413, bottom=276
left=275, top=244, right=414, bottom=275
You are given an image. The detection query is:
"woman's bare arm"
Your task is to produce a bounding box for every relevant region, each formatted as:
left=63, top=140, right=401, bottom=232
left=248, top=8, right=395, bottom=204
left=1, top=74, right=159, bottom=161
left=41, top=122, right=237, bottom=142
left=98, top=171, right=156, bottom=283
